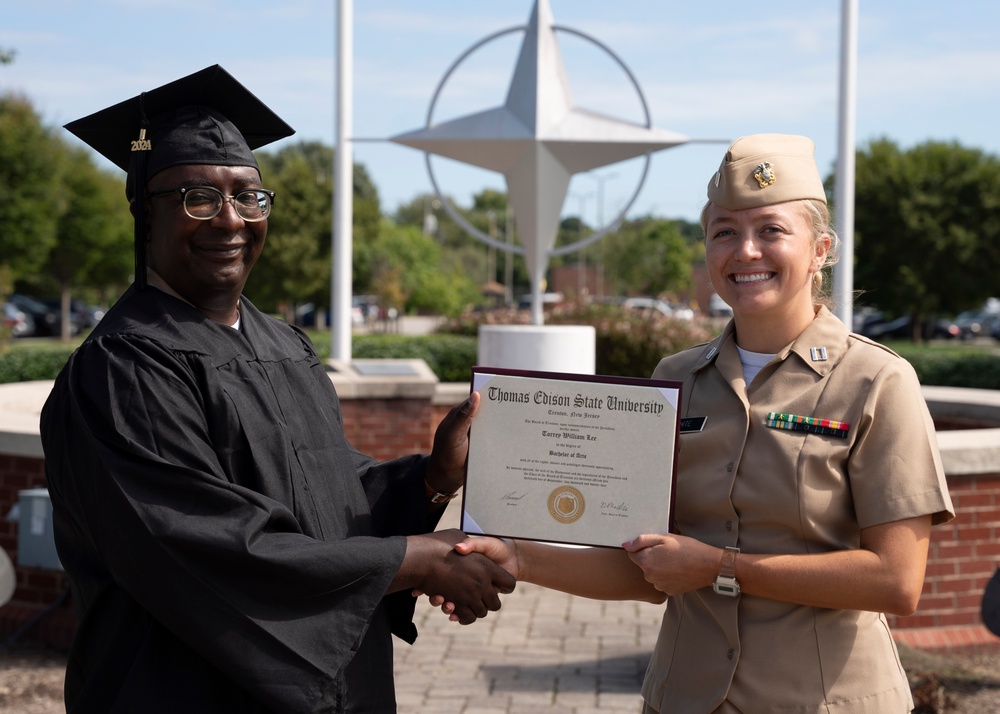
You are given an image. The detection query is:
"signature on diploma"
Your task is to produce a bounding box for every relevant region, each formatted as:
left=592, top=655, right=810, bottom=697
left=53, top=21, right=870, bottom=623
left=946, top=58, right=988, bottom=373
left=501, top=491, right=528, bottom=504
left=600, top=500, right=630, bottom=513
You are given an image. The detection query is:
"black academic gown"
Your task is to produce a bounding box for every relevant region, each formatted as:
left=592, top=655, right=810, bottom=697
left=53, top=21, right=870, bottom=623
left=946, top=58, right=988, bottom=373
left=40, top=286, right=436, bottom=713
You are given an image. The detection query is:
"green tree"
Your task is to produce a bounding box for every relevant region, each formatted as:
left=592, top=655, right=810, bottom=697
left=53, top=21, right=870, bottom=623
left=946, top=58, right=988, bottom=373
left=249, top=142, right=382, bottom=317
left=359, top=220, right=480, bottom=316
left=251, top=143, right=331, bottom=316
left=852, top=139, right=1000, bottom=339
left=393, top=190, right=529, bottom=298
left=601, top=215, right=694, bottom=298
left=0, top=95, right=61, bottom=287
left=39, top=147, right=132, bottom=338
left=393, top=192, right=471, bottom=250
left=79, top=169, right=134, bottom=301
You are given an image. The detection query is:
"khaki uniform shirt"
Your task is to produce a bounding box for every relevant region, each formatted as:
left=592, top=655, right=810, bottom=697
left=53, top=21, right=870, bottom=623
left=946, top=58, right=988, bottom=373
left=642, top=307, right=954, bottom=714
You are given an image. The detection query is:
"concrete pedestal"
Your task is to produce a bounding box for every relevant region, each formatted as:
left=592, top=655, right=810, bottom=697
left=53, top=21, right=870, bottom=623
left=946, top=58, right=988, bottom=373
left=477, top=324, right=596, bottom=374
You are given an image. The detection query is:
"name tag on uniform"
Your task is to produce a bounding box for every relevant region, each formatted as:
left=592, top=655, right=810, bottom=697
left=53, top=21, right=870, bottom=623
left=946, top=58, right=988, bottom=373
left=765, top=412, right=850, bottom=438
left=679, top=416, right=707, bottom=433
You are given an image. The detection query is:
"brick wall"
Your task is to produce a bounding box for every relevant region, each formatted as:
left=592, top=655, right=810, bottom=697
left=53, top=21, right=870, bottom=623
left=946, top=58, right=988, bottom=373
left=0, top=452, right=75, bottom=650
left=890, top=473, right=1000, bottom=633
left=340, top=397, right=437, bottom=460
left=3, top=398, right=999, bottom=652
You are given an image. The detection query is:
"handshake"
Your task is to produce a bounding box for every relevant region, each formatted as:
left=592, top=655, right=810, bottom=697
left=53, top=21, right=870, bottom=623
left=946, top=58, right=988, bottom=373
left=402, top=529, right=519, bottom=626
left=407, top=529, right=675, bottom=625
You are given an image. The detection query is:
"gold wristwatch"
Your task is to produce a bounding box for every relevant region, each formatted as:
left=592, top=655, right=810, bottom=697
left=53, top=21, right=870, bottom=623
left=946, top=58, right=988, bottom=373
left=424, top=480, right=459, bottom=504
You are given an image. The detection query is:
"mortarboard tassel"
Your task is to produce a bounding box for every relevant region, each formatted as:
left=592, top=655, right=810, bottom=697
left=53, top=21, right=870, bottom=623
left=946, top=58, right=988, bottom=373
left=133, top=94, right=151, bottom=290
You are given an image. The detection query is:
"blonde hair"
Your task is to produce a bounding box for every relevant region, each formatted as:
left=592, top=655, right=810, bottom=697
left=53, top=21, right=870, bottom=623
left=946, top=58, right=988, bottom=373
left=700, top=198, right=840, bottom=307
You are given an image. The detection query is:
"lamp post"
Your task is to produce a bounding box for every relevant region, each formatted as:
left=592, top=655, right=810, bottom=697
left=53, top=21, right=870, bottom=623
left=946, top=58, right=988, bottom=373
left=486, top=209, right=497, bottom=285
left=591, top=171, right=617, bottom=298
left=503, top=202, right=514, bottom=306
left=572, top=192, right=594, bottom=298
left=331, top=0, right=353, bottom=362
left=422, top=196, right=440, bottom=237
left=833, top=0, right=858, bottom=329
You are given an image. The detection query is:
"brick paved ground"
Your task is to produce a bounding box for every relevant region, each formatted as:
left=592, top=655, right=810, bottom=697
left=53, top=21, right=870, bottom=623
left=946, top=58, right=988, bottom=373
left=392, top=505, right=661, bottom=714
left=394, top=585, right=661, bottom=714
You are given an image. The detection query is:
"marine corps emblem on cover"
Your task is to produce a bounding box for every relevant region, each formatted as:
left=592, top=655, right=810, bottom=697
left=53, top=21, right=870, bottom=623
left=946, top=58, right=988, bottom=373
left=548, top=485, right=585, bottom=524
left=753, top=161, right=776, bottom=188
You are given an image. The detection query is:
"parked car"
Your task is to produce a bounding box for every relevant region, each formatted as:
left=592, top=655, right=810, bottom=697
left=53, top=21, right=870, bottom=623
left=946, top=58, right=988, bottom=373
left=294, top=296, right=381, bottom=328
left=951, top=309, right=998, bottom=340
left=8, top=294, right=61, bottom=337
left=852, top=306, right=883, bottom=335
left=622, top=297, right=694, bottom=320
left=948, top=299, right=1000, bottom=340
left=39, top=298, right=91, bottom=335
left=352, top=295, right=380, bottom=325
left=67, top=298, right=105, bottom=328
left=517, top=292, right=564, bottom=310
left=859, top=311, right=958, bottom=341
left=707, top=293, right=733, bottom=317
left=2, top=301, right=35, bottom=338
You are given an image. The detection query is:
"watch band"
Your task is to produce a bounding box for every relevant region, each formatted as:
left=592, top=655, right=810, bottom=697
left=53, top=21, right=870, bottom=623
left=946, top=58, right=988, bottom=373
left=424, top=479, right=459, bottom=504
left=713, top=546, right=740, bottom=597
left=719, top=546, right=738, bottom=579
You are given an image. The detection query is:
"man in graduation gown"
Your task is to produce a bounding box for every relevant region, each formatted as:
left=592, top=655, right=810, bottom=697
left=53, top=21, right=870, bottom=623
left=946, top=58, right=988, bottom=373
left=40, top=65, right=515, bottom=714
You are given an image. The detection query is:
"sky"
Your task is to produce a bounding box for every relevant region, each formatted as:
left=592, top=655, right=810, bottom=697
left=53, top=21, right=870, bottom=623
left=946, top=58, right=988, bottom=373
left=4, top=1, right=1000, bottom=228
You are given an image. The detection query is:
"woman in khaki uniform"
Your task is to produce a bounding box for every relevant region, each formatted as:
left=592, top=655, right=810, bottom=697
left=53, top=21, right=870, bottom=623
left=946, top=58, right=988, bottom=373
left=450, top=134, right=954, bottom=713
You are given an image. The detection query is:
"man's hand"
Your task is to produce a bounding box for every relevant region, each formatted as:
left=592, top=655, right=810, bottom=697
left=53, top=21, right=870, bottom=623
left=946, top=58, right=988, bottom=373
left=416, top=536, right=519, bottom=621
left=399, top=529, right=515, bottom=625
left=425, top=393, right=480, bottom=499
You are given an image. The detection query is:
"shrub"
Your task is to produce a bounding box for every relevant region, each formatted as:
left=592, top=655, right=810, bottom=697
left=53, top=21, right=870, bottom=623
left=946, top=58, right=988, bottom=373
left=352, top=333, right=477, bottom=384
left=894, top=348, right=1000, bottom=389
left=439, top=302, right=719, bottom=379
left=0, top=346, right=75, bottom=383
left=4, top=323, right=996, bottom=389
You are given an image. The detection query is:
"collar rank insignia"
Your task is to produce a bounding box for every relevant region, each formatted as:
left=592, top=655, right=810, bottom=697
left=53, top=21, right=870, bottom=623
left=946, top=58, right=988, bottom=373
left=810, top=347, right=828, bottom=361
left=753, top=162, right=776, bottom=188
left=765, top=412, right=850, bottom=438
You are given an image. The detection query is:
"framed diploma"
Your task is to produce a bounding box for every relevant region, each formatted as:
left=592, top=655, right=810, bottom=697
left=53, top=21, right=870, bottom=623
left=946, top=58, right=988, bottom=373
left=462, top=367, right=681, bottom=549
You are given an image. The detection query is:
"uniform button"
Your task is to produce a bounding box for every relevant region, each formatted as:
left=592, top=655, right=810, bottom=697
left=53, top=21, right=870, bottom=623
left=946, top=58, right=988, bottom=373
left=725, top=520, right=733, bottom=532
left=726, top=462, right=734, bottom=472
left=727, top=649, right=735, bottom=660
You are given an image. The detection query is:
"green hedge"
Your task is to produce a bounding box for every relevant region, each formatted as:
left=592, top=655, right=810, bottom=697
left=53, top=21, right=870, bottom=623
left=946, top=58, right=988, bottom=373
left=0, top=335, right=481, bottom=385
left=0, top=346, right=75, bottom=383
left=892, top=346, right=1000, bottom=389
left=352, top=333, right=477, bottom=384
left=3, top=328, right=998, bottom=389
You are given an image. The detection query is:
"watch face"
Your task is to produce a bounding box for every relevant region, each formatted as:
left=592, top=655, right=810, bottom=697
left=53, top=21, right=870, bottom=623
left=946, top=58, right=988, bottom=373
left=713, top=577, right=740, bottom=597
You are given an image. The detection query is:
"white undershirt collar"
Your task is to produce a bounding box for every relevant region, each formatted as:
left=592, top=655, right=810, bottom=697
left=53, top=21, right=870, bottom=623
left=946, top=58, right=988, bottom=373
left=735, top=344, right=776, bottom=384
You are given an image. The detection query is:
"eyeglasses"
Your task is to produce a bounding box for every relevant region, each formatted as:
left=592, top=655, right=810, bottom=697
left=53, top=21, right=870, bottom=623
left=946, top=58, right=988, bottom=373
left=146, top=186, right=276, bottom=222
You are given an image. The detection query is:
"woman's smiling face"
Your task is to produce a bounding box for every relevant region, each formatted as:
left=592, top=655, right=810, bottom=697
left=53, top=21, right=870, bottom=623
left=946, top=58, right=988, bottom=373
left=705, top=200, right=829, bottom=325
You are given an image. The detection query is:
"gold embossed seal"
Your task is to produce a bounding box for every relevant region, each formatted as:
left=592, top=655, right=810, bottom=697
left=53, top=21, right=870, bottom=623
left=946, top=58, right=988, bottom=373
left=547, top=485, right=586, bottom=524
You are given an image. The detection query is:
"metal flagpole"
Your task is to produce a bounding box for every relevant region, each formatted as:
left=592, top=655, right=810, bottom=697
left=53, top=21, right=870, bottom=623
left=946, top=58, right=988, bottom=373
left=332, top=0, right=354, bottom=361
left=833, top=0, right=858, bottom=328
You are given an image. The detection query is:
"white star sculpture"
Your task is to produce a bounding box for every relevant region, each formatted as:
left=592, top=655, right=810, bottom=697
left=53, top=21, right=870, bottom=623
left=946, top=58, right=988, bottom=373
left=391, top=0, right=691, bottom=324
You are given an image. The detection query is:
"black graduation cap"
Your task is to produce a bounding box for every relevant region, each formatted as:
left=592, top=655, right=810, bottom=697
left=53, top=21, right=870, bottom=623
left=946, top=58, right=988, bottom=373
left=64, top=65, right=295, bottom=288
